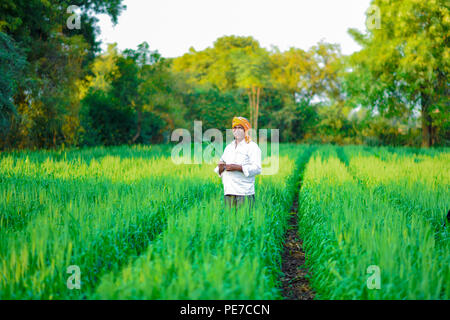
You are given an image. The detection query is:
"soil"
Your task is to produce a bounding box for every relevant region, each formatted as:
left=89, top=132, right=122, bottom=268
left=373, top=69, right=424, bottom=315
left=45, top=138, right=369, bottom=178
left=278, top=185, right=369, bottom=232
left=280, top=181, right=315, bottom=300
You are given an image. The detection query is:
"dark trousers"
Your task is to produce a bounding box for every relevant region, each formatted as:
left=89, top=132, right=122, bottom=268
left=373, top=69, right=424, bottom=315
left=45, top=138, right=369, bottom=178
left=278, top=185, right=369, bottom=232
left=224, top=194, right=255, bottom=211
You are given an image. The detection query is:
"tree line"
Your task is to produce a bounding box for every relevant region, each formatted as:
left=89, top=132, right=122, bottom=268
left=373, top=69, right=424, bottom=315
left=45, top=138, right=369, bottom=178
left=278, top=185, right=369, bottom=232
left=0, top=0, right=448, bottom=150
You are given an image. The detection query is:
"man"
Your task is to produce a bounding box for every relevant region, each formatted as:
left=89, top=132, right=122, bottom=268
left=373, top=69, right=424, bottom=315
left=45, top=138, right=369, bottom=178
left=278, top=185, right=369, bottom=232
left=214, top=116, right=262, bottom=210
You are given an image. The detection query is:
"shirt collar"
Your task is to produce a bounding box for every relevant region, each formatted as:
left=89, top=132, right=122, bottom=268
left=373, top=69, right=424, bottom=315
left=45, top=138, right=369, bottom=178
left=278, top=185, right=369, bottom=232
left=234, top=139, right=246, bottom=148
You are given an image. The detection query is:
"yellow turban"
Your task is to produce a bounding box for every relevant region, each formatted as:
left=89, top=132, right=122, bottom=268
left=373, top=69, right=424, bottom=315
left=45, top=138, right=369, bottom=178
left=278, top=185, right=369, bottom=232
left=232, top=116, right=252, bottom=143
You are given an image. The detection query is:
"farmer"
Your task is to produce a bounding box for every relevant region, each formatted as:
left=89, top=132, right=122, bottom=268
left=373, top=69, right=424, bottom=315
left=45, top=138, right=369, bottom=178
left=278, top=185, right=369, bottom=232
left=214, top=116, right=262, bottom=210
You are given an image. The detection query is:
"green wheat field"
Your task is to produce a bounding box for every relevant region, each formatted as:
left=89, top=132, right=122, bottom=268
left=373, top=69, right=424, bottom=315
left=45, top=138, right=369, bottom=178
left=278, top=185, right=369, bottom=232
left=0, top=144, right=448, bottom=299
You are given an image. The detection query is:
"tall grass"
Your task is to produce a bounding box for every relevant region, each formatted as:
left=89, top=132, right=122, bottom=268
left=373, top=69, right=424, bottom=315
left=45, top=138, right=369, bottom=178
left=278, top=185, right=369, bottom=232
left=0, top=144, right=312, bottom=299
left=298, top=146, right=449, bottom=299
left=343, top=148, right=449, bottom=235
left=1, top=143, right=447, bottom=299
left=94, top=149, right=313, bottom=299
left=0, top=147, right=219, bottom=299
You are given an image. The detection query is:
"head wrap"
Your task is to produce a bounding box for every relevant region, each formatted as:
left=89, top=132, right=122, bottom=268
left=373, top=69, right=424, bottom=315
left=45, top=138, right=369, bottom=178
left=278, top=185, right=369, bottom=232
left=232, top=116, right=251, bottom=143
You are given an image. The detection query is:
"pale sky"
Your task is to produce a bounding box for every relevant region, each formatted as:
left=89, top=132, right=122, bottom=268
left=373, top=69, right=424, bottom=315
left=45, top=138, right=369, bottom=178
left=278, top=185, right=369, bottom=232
left=96, top=0, right=373, bottom=58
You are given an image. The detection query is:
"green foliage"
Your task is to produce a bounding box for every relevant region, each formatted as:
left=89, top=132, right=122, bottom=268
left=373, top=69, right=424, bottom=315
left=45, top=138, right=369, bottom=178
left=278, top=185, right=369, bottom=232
left=0, top=145, right=448, bottom=299
left=1, top=1, right=447, bottom=149
left=0, top=32, right=25, bottom=147
left=79, top=89, right=134, bottom=146
left=0, top=144, right=307, bottom=299
left=79, top=42, right=183, bottom=145
left=172, top=35, right=348, bottom=141
left=0, top=0, right=126, bottom=150
left=272, top=98, right=319, bottom=142
left=0, top=0, right=126, bottom=54
left=298, top=146, right=449, bottom=299
left=0, top=145, right=219, bottom=298
left=346, top=0, right=449, bottom=147
left=181, top=86, right=247, bottom=131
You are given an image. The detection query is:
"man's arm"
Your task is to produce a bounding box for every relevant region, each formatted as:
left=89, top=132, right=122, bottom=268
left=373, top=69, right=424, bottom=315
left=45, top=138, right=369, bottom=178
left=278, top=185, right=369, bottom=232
left=242, top=144, right=262, bottom=177
left=225, top=164, right=242, bottom=172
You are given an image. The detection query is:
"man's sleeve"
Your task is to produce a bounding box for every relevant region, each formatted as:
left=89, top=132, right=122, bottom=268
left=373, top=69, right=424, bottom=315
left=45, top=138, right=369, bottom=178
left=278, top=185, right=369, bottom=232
left=214, top=165, right=223, bottom=177
left=214, top=151, right=226, bottom=177
left=242, top=144, right=262, bottom=177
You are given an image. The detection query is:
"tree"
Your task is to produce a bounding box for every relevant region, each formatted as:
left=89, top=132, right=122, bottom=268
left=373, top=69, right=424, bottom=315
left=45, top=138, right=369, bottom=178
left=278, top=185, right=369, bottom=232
left=269, top=47, right=315, bottom=102
left=0, top=32, right=25, bottom=149
left=119, top=42, right=184, bottom=144
left=232, top=46, right=271, bottom=133
left=269, top=42, right=346, bottom=143
left=0, top=0, right=126, bottom=149
left=172, top=35, right=271, bottom=133
left=80, top=43, right=120, bottom=96
left=347, top=0, right=449, bottom=147
left=80, top=42, right=185, bottom=145
left=80, top=88, right=134, bottom=146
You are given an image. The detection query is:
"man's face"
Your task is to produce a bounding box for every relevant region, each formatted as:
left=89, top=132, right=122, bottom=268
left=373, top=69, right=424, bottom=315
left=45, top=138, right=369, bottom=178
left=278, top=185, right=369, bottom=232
left=232, top=125, right=245, bottom=140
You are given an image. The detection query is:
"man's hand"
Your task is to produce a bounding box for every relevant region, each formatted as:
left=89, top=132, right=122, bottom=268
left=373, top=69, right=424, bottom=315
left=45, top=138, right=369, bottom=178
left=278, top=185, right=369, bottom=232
left=225, top=164, right=243, bottom=172
left=218, top=161, right=226, bottom=175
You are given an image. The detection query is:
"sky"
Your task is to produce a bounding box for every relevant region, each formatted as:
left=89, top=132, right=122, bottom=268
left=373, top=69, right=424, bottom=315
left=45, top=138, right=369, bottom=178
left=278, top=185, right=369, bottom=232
left=96, top=0, right=373, bottom=58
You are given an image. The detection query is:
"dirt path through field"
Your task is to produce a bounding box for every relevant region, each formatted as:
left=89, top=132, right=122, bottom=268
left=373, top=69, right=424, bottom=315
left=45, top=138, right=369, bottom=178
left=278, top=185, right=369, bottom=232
left=280, top=167, right=315, bottom=300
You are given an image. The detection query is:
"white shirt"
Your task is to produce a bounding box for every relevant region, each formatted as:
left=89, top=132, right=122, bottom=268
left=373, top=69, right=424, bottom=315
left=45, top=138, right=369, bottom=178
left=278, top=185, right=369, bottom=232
left=214, top=139, right=262, bottom=196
